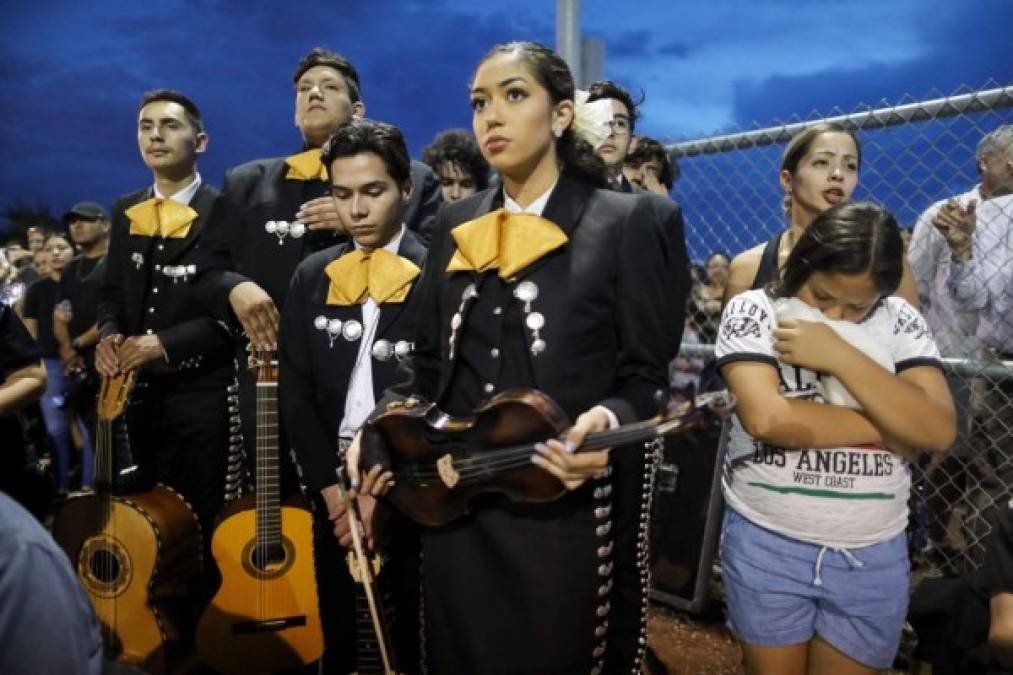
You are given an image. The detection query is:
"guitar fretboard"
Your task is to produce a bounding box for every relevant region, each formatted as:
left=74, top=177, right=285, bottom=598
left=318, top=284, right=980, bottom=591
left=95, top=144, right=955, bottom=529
left=256, top=382, right=282, bottom=550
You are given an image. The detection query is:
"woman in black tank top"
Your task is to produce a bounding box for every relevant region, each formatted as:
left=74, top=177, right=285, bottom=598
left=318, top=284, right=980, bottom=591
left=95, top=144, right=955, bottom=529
left=726, top=122, right=863, bottom=302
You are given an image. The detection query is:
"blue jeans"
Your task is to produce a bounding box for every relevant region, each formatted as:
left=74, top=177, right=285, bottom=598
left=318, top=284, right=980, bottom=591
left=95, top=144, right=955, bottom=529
left=40, top=358, right=93, bottom=490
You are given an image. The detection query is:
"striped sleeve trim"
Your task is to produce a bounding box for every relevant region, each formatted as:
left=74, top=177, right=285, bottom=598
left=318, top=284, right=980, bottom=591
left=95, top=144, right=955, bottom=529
left=716, top=352, right=779, bottom=370
left=895, top=357, right=944, bottom=373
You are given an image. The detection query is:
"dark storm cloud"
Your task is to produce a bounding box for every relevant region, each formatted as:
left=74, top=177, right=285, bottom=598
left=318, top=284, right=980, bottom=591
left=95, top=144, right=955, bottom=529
left=729, top=0, right=1013, bottom=126
left=0, top=1, right=553, bottom=226
left=656, top=41, right=692, bottom=59
left=608, top=30, right=652, bottom=58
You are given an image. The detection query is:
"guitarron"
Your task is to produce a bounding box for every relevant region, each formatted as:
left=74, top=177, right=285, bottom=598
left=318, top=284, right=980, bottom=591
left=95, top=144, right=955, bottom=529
left=195, top=349, right=323, bottom=673
left=52, top=372, right=202, bottom=674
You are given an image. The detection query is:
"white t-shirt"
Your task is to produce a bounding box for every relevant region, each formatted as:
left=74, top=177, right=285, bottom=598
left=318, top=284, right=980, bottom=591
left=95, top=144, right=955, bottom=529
left=716, top=289, right=942, bottom=548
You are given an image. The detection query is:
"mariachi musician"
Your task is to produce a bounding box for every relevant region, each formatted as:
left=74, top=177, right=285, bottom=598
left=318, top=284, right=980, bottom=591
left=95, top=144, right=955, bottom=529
left=347, top=42, right=689, bottom=674
left=95, top=89, right=233, bottom=574
left=192, top=49, right=441, bottom=499
left=279, top=120, right=426, bottom=674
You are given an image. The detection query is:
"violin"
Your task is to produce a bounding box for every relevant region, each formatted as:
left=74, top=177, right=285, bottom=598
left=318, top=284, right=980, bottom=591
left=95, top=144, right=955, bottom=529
left=360, top=388, right=733, bottom=526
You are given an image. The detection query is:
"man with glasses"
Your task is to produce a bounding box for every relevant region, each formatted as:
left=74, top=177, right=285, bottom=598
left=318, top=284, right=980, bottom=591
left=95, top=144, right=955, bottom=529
left=586, top=80, right=642, bottom=192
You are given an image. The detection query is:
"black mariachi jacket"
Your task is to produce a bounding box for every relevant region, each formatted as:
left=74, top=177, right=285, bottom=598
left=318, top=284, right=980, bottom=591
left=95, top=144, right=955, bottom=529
left=193, top=155, right=441, bottom=323
left=382, top=173, right=689, bottom=426
left=279, top=229, right=427, bottom=493
left=98, top=183, right=233, bottom=372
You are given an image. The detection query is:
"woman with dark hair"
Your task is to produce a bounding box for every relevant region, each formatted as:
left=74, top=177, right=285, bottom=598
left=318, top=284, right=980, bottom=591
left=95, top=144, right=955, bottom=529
left=348, top=40, right=688, bottom=673
left=22, top=232, right=78, bottom=493
left=723, top=122, right=919, bottom=306
left=716, top=202, right=955, bottom=674
left=421, top=128, right=490, bottom=203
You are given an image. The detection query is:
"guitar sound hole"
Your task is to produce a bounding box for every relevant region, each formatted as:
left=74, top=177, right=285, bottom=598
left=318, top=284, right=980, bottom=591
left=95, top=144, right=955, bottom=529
left=89, top=549, right=121, bottom=583
left=252, top=544, right=286, bottom=571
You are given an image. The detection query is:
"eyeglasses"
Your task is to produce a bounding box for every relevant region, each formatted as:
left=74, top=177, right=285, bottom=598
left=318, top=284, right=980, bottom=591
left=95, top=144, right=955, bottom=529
left=602, top=117, right=631, bottom=136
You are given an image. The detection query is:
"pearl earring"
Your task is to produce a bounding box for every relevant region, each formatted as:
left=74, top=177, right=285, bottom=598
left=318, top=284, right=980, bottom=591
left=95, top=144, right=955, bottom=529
left=552, top=126, right=563, bottom=138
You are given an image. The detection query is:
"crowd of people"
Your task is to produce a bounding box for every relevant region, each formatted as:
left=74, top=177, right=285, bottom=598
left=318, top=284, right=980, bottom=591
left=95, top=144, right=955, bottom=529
left=0, top=37, right=1011, bottom=675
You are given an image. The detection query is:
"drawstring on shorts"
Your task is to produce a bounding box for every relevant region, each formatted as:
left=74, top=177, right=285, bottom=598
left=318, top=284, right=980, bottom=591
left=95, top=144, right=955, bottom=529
left=813, top=546, right=865, bottom=587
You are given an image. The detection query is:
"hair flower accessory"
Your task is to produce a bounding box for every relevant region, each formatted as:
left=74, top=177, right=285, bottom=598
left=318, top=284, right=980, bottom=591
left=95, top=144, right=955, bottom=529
left=570, top=90, right=614, bottom=150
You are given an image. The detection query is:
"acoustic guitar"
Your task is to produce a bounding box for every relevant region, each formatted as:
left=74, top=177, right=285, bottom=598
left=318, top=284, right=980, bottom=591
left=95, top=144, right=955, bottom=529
left=52, top=372, right=202, bottom=674
left=195, top=349, right=323, bottom=673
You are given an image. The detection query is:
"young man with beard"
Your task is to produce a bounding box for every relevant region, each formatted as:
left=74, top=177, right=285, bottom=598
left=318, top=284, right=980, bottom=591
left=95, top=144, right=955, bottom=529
left=54, top=201, right=109, bottom=488
left=195, top=48, right=441, bottom=497
left=95, top=90, right=233, bottom=576
left=279, top=119, right=425, bottom=674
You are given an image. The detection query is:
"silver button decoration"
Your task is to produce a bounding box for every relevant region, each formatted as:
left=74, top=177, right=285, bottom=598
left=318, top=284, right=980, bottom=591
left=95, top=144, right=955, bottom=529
left=342, top=319, right=363, bottom=341
left=394, top=340, right=413, bottom=360
left=514, top=280, right=538, bottom=304
left=448, top=283, right=478, bottom=361
left=131, top=252, right=144, bottom=269
left=483, top=383, right=495, bottom=394
left=314, top=317, right=342, bottom=348
left=372, top=339, right=393, bottom=361
left=512, top=281, right=547, bottom=357
left=265, top=220, right=306, bottom=245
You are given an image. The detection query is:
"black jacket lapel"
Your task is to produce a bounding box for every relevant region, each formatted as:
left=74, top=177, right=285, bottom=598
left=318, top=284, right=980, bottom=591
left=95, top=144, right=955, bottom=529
left=164, top=183, right=217, bottom=264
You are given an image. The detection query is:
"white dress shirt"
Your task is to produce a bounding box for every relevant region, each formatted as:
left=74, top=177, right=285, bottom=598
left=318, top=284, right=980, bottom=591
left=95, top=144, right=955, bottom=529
left=153, top=172, right=202, bottom=206
left=337, top=225, right=407, bottom=439
left=907, top=185, right=981, bottom=356
left=946, top=194, right=1013, bottom=355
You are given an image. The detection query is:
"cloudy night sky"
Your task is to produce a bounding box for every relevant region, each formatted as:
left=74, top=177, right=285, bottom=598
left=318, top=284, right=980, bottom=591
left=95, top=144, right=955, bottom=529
left=1, top=0, right=1010, bottom=251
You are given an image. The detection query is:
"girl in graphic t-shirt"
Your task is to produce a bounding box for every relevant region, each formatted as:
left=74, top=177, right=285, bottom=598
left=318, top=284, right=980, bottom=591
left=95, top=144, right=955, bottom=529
left=716, top=201, right=955, bottom=675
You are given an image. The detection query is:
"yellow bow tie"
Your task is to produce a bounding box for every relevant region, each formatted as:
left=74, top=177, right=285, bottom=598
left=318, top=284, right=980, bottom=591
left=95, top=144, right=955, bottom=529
left=126, top=198, right=198, bottom=239
left=286, top=148, right=328, bottom=181
left=325, top=248, right=421, bottom=305
left=446, top=208, right=568, bottom=279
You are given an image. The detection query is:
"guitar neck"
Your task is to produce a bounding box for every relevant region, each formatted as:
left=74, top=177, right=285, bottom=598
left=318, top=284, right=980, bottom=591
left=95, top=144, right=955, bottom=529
left=256, top=380, right=282, bottom=549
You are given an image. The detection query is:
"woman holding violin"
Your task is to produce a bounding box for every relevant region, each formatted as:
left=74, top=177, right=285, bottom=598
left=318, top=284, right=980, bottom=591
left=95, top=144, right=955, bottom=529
left=348, top=41, right=688, bottom=674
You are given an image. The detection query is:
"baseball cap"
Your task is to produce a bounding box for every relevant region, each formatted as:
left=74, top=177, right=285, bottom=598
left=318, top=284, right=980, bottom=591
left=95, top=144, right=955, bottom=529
left=62, top=201, right=107, bottom=223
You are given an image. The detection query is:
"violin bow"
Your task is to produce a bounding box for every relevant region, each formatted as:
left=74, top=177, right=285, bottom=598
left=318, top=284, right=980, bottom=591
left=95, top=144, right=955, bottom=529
left=336, top=468, right=399, bottom=675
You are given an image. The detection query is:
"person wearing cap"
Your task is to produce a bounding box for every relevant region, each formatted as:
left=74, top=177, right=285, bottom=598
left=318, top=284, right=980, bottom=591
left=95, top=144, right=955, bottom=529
left=95, top=89, right=233, bottom=590
left=52, top=200, right=109, bottom=487
left=192, top=47, right=442, bottom=501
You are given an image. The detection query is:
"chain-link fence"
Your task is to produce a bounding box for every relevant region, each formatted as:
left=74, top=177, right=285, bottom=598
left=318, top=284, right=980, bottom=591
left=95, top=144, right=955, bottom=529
left=665, top=81, right=1013, bottom=576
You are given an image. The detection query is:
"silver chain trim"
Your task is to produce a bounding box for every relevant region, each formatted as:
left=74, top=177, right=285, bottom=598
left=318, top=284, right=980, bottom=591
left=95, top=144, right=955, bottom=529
left=589, top=465, right=615, bottom=675
left=632, top=437, right=664, bottom=673
left=222, top=362, right=250, bottom=502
